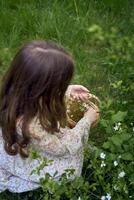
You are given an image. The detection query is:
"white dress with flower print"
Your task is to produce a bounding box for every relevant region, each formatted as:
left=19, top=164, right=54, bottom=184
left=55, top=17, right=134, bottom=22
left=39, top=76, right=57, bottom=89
left=0, top=115, right=91, bottom=193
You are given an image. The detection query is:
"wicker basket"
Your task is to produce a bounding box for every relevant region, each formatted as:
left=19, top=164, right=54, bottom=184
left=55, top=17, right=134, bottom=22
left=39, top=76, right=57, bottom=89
left=66, top=93, right=100, bottom=128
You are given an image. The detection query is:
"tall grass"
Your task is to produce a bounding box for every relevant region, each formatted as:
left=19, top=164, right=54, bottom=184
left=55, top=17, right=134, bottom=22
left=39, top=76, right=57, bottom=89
left=0, top=0, right=133, bottom=98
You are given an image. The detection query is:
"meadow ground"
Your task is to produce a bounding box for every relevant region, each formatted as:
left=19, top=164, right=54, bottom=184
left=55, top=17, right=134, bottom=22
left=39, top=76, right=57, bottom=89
left=0, top=0, right=134, bottom=199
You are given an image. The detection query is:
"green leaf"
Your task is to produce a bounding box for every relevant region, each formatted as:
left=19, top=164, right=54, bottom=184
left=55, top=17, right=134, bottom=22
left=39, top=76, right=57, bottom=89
left=111, top=135, right=123, bottom=146
left=110, top=133, right=131, bottom=146
left=100, top=119, right=108, bottom=128
left=112, top=111, right=127, bottom=123
left=108, top=153, right=116, bottom=161
left=129, top=174, right=134, bottom=183
left=120, top=133, right=131, bottom=142
left=122, top=153, right=133, bottom=161
left=103, top=141, right=111, bottom=149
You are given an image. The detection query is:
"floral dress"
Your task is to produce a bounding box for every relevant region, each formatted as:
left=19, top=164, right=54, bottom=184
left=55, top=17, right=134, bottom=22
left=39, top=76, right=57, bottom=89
left=0, top=114, right=91, bottom=193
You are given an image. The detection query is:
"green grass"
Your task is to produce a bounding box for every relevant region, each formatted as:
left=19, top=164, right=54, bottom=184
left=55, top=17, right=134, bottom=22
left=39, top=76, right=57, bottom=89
left=0, top=0, right=134, bottom=199
left=0, top=0, right=133, bottom=98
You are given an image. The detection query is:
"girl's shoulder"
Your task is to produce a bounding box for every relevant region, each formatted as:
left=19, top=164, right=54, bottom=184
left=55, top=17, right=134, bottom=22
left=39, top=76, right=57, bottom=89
left=16, top=116, right=65, bottom=141
left=16, top=116, right=47, bottom=140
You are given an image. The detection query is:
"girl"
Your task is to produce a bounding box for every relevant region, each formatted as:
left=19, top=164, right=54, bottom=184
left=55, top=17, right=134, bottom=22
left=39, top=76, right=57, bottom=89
left=0, top=40, right=99, bottom=193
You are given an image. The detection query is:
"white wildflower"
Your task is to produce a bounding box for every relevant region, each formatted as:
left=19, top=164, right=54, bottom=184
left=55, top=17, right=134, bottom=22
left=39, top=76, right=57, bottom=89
left=83, top=103, right=87, bottom=107
left=101, top=193, right=112, bottom=200
left=113, top=122, right=121, bottom=131
left=67, top=109, right=70, bottom=113
left=118, top=155, right=121, bottom=159
left=78, top=197, right=81, bottom=200
left=101, top=196, right=106, bottom=200
left=106, top=193, right=111, bottom=200
left=113, top=125, right=119, bottom=131
left=117, top=122, right=121, bottom=126
left=83, top=103, right=89, bottom=109
left=118, top=171, right=125, bottom=178
left=100, top=152, right=106, bottom=159
left=113, top=160, right=118, bottom=166
left=101, top=161, right=106, bottom=167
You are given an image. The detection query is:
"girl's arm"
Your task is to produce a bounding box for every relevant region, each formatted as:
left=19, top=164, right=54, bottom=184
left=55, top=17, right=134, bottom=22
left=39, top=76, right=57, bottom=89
left=59, top=115, right=91, bottom=154
left=30, top=115, right=92, bottom=157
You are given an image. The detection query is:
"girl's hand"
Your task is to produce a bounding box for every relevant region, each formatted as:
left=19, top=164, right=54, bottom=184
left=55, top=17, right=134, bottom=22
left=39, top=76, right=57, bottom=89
left=66, top=85, right=91, bottom=101
left=84, top=107, right=100, bottom=124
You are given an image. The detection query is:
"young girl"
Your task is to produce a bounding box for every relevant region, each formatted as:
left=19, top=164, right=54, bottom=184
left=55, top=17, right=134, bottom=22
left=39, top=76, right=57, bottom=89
left=0, top=40, right=99, bottom=193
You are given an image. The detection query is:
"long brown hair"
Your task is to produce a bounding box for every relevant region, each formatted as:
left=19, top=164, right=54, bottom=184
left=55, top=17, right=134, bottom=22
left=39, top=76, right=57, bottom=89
left=0, top=40, right=74, bottom=157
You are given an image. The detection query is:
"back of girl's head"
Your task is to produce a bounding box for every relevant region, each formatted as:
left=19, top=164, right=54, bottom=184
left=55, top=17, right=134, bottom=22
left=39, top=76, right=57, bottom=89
left=0, top=40, right=74, bottom=157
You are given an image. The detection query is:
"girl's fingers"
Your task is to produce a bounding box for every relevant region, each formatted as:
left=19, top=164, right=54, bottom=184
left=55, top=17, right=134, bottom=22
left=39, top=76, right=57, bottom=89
left=81, top=87, right=90, bottom=93
left=71, top=85, right=90, bottom=93
left=78, top=94, right=85, bottom=101
left=79, top=93, right=89, bottom=101
left=69, top=85, right=92, bottom=101
left=70, top=93, right=86, bottom=101
left=77, top=85, right=90, bottom=93
left=70, top=91, right=91, bottom=101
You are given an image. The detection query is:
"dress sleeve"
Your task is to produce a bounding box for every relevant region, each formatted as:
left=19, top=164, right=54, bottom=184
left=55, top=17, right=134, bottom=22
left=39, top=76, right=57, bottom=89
left=29, top=116, right=91, bottom=157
